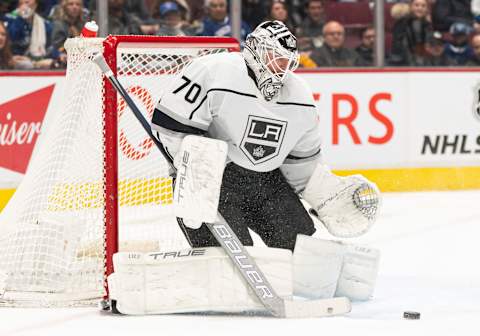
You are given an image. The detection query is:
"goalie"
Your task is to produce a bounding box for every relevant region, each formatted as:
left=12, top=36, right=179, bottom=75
left=149, top=21, right=381, bottom=304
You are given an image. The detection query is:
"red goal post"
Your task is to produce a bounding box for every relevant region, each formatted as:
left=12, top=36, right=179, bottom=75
left=102, top=35, right=239, bottom=302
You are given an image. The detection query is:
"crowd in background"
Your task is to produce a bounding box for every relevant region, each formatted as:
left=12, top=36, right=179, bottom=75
left=1, top=0, right=480, bottom=70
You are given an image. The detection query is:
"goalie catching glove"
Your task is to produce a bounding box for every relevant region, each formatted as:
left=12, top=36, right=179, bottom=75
left=302, top=164, right=381, bottom=238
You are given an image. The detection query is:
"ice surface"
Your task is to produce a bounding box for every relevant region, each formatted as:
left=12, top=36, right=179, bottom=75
left=1, top=190, right=479, bottom=336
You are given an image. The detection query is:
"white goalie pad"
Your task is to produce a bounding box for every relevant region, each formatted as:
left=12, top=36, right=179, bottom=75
left=173, top=135, right=228, bottom=225
left=293, top=236, right=344, bottom=299
left=302, top=164, right=381, bottom=238
left=108, top=247, right=292, bottom=315
left=293, top=235, right=380, bottom=301
left=0, top=270, right=6, bottom=296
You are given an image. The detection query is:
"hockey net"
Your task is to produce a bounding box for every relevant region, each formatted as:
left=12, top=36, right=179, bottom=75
left=0, top=35, right=239, bottom=307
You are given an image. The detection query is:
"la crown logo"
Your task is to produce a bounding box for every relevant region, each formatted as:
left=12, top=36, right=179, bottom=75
left=0, top=85, right=54, bottom=173
left=285, top=36, right=296, bottom=48
left=253, top=145, right=266, bottom=158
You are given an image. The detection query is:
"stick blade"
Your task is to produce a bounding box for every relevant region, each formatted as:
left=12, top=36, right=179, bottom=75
left=283, top=297, right=351, bottom=318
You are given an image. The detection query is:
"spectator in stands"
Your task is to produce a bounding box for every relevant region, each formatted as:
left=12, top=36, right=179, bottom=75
left=466, top=33, right=480, bottom=65
left=157, top=1, right=190, bottom=36
left=296, top=0, right=325, bottom=52
left=308, top=21, right=360, bottom=67
left=4, top=0, right=56, bottom=69
left=151, top=1, right=192, bottom=22
left=389, top=0, right=433, bottom=66
left=473, top=15, right=480, bottom=34
left=42, top=0, right=61, bottom=19
left=49, top=0, right=90, bottom=21
left=0, top=20, right=14, bottom=69
left=288, top=0, right=306, bottom=27
left=51, top=0, right=86, bottom=67
left=444, top=21, right=474, bottom=65
left=184, top=0, right=205, bottom=24
left=264, top=0, right=296, bottom=32
left=355, top=26, right=375, bottom=66
left=390, top=2, right=411, bottom=22
left=432, top=0, right=472, bottom=32
left=472, top=0, right=480, bottom=23
left=89, top=0, right=149, bottom=22
left=1, top=2, right=17, bottom=18
left=196, top=0, right=251, bottom=41
left=242, top=0, right=268, bottom=29
left=424, top=31, right=451, bottom=65
left=107, top=0, right=143, bottom=35
left=87, top=0, right=146, bottom=33
left=142, top=1, right=193, bottom=35
left=472, top=0, right=480, bottom=35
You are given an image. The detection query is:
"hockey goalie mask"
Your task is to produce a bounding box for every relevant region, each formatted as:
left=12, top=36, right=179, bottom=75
left=243, top=21, right=299, bottom=101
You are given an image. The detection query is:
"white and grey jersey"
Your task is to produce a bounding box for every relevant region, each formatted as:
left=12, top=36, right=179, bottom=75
left=151, top=52, right=322, bottom=189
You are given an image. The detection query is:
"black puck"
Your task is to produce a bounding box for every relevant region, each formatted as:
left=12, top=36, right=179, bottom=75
left=403, top=311, right=420, bottom=319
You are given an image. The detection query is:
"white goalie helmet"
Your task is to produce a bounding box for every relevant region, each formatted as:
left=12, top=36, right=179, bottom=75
left=243, top=20, right=299, bottom=101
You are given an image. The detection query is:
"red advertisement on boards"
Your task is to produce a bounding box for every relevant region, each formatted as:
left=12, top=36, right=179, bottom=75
left=0, top=85, right=54, bottom=174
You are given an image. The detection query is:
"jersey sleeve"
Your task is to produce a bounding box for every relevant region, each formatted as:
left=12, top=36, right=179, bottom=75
left=151, top=57, right=214, bottom=137
left=280, top=112, right=322, bottom=193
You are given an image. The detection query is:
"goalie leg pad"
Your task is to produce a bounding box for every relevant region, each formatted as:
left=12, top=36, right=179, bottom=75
left=335, top=243, right=381, bottom=301
left=293, top=235, right=344, bottom=299
left=302, top=164, right=381, bottom=238
left=293, top=235, right=380, bottom=301
left=108, top=247, right=292, bottom=315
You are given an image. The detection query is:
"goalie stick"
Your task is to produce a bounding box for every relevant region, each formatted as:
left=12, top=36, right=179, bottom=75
left=93, top=53, right=351, bottom=318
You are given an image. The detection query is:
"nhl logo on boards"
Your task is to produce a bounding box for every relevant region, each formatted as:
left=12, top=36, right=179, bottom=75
left=240, top=115, right=287, bottom=164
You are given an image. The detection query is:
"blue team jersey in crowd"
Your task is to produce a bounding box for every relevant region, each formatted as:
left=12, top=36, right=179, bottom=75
left=197, top=16, right=251, bottom=41
left=3, top=13, right=55, bottom=58
left=444, top=43, right=474, bottom=66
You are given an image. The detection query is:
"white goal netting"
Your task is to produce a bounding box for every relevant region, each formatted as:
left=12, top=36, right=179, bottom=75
left=0, top=36, right=237, bottom=307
